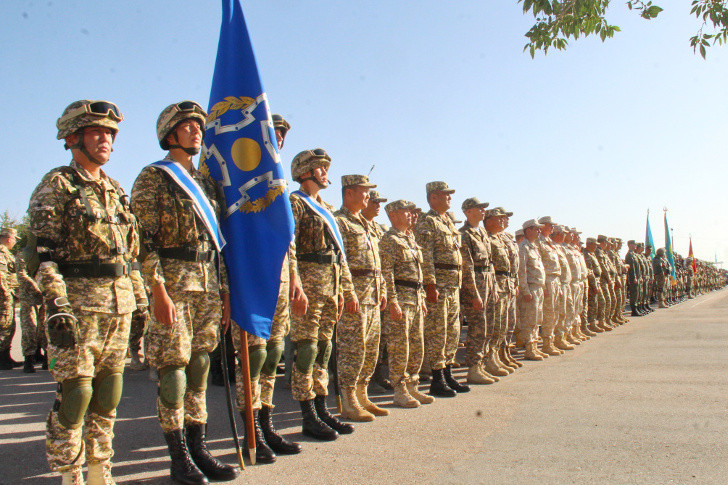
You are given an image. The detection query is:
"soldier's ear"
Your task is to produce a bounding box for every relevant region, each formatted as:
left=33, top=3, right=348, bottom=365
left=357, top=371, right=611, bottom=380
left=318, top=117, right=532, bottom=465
left=64, top=133, right=79, bottom=150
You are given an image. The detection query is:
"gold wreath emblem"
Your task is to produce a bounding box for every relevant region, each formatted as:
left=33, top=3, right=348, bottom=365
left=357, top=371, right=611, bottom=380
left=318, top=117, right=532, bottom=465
left=206, top=96, right=255, bottom=124
left=239, top=184, right=286, bottom=214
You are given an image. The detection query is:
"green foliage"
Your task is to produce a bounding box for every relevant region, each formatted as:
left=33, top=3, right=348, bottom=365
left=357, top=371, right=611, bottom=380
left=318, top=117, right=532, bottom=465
left=520, top=0, right=728, bottom=58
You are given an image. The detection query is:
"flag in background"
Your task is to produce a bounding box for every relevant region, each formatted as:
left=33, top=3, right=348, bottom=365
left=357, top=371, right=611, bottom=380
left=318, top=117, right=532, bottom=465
left=200, top=0, right=295, bottom=338
left=645, top=209, right=655, bottom=259
left=689, top=237, right=697, bottom=273
left=664, top=211, right=676, bottom=282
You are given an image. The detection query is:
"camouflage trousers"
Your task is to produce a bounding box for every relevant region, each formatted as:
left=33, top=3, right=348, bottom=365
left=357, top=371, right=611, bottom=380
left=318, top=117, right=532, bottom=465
left=462, top=275, right=493, bottom=367
left=20, top=302, right=46, bottom=356
left=601, top=281, right=615, bottom=322
left=554, top=283, right=571, bottom=335
left=424, top=285, right=460, bottom=371
left=146, top=290, right=221, bottom=433
left=612, top=278, right=624, bottom=320
left=0, top=298, right=15, bottom=352
left=506, top=290, right=517, bottom=343
left=46, top=309, right=131, bottom=471
left=486, top=289, right=509, bottom=346
left=540, top=277, right=560, bottom=337
left=517, top=286, right=543, bottom=343
left=337, top=303, right=380, bottom=387
left=384, top=300, right=424, bottom=386
left=290, top=285, right=337, bottom=402
left=579, top=281, right=588, bottom=325
left=569, top=282, right=582, bottom=330
left=587, top=284, right=604, bottom=324
left=128, top=311, right=146, bottom=354
left=628, top=280, right=641, bottom=308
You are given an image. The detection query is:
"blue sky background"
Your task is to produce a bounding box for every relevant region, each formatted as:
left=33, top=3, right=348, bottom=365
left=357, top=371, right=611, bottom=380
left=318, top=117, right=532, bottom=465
left=1, top=1, right=726, bottom=264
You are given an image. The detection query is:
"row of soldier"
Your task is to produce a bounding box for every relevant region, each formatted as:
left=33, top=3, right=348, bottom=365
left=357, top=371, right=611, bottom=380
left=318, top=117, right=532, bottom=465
left=1, top=99, right=726, bottom=485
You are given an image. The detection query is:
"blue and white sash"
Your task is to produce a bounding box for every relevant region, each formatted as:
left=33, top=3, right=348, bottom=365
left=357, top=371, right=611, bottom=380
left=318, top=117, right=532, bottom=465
left=151, top=160, right=226, bottom=252
left=291, top=190, right=345, bottom=260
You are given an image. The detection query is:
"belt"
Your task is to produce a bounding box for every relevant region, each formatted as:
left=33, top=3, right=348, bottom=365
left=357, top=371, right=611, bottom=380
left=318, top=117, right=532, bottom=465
left=158, top=247, right=215, bottom=263
left=350, top=268, right=381, bottom=278
left=473, top=264, right=492, bottom=272
left=298, top=252, right=341, bottom=265
left=59, top=261, right=134, bottom=278
left=495, top=270, right=516, bottom=278
left=434, top=263, right=460, bottom=271
left=395, top=279, right=423, bottom=290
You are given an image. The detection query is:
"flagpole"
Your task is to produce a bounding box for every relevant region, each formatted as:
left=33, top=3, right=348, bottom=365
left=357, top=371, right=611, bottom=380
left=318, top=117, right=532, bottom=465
left=239, top=330, right=257, bottom=464
left=220, top=328, right=245, bottom=470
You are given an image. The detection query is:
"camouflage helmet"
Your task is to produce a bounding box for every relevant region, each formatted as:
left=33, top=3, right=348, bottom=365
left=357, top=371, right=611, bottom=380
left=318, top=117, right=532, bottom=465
left=56, top=100, right=123, bottom=141
left=272, top=114, right=290, bottom=134
left=291, top=148, right=331, bottom=182
left=156, top=101, right=207, bottom=150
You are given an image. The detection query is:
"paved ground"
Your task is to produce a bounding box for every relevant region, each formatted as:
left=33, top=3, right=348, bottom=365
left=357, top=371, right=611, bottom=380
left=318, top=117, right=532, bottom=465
left=2, top=289, right=727, bottom=484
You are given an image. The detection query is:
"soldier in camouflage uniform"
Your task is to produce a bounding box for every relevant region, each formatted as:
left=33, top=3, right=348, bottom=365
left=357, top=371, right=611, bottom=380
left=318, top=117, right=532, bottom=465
left=517, top=219, right=546, bottom=360
left=642, top=244, right=655, bottom=313
left=415, top=181, right=470, bottom=397
left=380, top=200, right=433, bottom=407
left=583, top=238, right=606, bottom=334
left=500, top=214, right=523, bottom=371
left=131, top=101, right=239, bottom=484
left=232, top=113, right=303, bottom=464
left=28, top=100, right=148, bottom=485
left=335, top=174, right=388, bottom=421
left=625, top=240, right=644, bottom=316
left=607, top=238, right=628, bottom=325
left=550, top=226, right=575, bottom=351
left=289, top=148, right=356, bottom=441
left=653, top=248, right=672, bottom=308
left=595, top=235, right=616, bottom=331
left=0, top=227, right=20, bottom=370
left=458, top=198, right=500, bottom=385
left=15, top=241, right=47, bottom=373
left=536, top=217, right=563, bottom=355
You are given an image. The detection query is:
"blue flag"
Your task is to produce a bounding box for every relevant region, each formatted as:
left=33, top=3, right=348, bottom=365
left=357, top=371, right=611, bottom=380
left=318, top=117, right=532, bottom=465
left=664, top=212, right=676, bottom=281
left=200, top=0, right=295, bottom=338
left=645, top=209, right=654, bottom=259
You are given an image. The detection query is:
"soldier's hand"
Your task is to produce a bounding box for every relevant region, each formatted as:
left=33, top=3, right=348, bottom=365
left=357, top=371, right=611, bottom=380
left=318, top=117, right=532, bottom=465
left=425, top=284, right=439, bottom=303
left=471, top=296, right=483, bottom=311
left=379, top=295, right=387, bottom=312
left=389, top=302, right=403, bottom=321
left=345, top=297, right=360, bottom=314
left=46, top=297, right=78, bottom=349
left=337, top=294, right=344, bottom=319
left=221, top=292, right=231, bottom=333
left=421, top=302, right=428, bottom=317
left=291, top=289, right=308, bottom=316
left=523, top=293, right=533, bottom=303
left=151, top=284, right=177, bottom=326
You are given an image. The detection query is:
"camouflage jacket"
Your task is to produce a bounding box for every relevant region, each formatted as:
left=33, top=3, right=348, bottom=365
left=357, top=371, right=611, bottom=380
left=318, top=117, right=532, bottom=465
left=130, top=158, right=228, bottom=295
left=554, top=241, right=571, bottom=284
left=488, top=230, right=513, bottom=294
left=625, top=250, right=641, bottom=283
left=14, top=252, right=42, bottom=305
left=379, top=227, right=424, bottom=307
left=574, top=245, right=590, bottom=283
left=0, top=245, right=17, bottom=302
left=537, top=235, right=561, bottom=279
left=518, top=238, right=545, bottom=295
left=28, top=160, right=146, bottom=314
left=582, top=249, right=601, bottom=287
left=561, top=243, right=580, bottom=284
left=414, top=209, right=462, bottom=289
left=501, top=231, right=520, bottom=293
left=459, top=222, right=494, bottom=301
left=335, top=207, right=384, bottom=305
left=595, top=247, right=615, bottom=284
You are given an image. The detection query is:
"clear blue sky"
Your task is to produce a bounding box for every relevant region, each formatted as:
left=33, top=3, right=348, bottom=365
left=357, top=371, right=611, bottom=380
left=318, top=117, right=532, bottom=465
left=1, top=1, right=726, bottom=263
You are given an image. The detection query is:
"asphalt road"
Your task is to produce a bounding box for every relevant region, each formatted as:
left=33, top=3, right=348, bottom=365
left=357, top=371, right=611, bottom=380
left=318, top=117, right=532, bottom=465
left=2, top=289, right=727, bottom=484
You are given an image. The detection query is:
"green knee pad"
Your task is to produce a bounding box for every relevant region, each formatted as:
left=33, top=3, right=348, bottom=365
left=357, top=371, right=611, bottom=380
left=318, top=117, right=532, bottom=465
left=186, top=352, right=210, bottom=392
left=57, top=376, right=93, bottom=429
left=158, top=366, right=186, bottom=409
left=261, top=341, right=284, bottom=377
left=248, top=345, right=267, bottom=380
left=89, top=367, right=124, bottom=417
left=315, top=339, right=332, bottom=367
left=294, top=339, right=318, bottom=374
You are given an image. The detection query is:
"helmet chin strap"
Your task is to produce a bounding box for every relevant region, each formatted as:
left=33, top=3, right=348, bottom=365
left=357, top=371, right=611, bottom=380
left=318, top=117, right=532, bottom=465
left=299, top=174, right=328, bottom=189
left=66, top=129, right=107, bottom=165
left=167, top=132, right=201, bottom=155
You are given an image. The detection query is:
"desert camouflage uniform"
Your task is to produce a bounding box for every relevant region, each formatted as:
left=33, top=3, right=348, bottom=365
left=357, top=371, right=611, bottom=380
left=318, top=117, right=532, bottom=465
left=501, top=232, right=520, bottom=343
left=575, top=247, right=590, bottom=326
left=415, top=210, right=462, bottom=370
left=131, top=157, right=227, bottom=433
left=0, top=245, right=18, bottom=352
left=537, top=235, right=561, bottom=338
left=15, top=252, right=45, bottom=356
left=517, top=238, right=545, bottom=342
left=486, top=231, right=511, bottom=347
left=554, top=242, right=571, bottom=337
left=335, top=207, right=385, bottom=388
left=28, top=160, right=146, bottom=471
left=608, top=248, right=625, bottom=320
left=583, top=249, right=603, bottom=322
left=380, top=227, right=425, bottom=386
left=595, top=247, right=616, bottom=323
left=290, top=192, right=355, bottom=401
left=459, top=222, right=495, bottom=367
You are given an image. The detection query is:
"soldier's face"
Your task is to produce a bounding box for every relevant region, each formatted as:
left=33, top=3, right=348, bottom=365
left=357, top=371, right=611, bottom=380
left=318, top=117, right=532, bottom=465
left=346, top=185, right=370, bottom=211
left=175, top=120, right=203, bottom=150
left=430, top=191, right=451, bottom=211
left=82, top=126, right=114, bottom=164
left=541, top=223, right=553, bottom=236
left=275, top=129, right=284, bottom=150
left=366, top=199, right=381, bottom=216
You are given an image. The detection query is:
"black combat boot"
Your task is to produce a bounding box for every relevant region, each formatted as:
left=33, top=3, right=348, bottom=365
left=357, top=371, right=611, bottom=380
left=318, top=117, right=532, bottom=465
left=630, top=304, right=641, bottom=317
left=300, top=399, right=338, bottom=441
left=429, top=368, right=456, bottom=397
left=185, top=423, right=240, bottom=480
left=163, top=429, right=208, bottom=485
left=443, top=365, right=470, bottom=393
left=0, top=350, right=16, bottom=370
left=259, top=404, right=301, bottom=455
left=23, top=356, right=35, bottom=373
left=314, top=394, right=354, bottom=434
left=241, top=410, right=276, bottom=464
left=35, top=347, right=48, bottom=369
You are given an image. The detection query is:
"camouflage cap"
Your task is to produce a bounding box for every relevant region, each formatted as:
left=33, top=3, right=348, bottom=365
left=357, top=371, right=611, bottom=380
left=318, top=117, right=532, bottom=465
left=369, top=190, right=387, bottom=203
left=627, top=240, right=636, bottom=245
left=461, top=197, right=489, bottom=212
left=515, top=229, right=524, bottom=237
left=552, top=224, right=565, bottom=234
left=522, top=219, right=543, bottom=230
left=291, top=148, right=331, bottom=181
left=597, top=234, right=608, bottom=242
left=57, top=100, right=123, bottom=140
left=586, top=237, right=598, bottom=245
left=636, top=242, right=645, bottom=248
left=157, top=101, right=207, bottom=150
left=341, top=174, right=376, bottom=189
left=426, top=181, right=455, bottom=195
left=537, top=216, right=555, bottom=225
left=485, top=207, right=513, bottom=219
left=570, top=227, right=582, bottom=234
left=272, top=114, right=290, bottom=133
left=385, top=199, right=415, bottom=213
left=0, top=227, right=17, bottom=238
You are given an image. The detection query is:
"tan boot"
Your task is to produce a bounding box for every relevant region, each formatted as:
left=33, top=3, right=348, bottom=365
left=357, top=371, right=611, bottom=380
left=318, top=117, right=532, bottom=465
left=504, top=345, right=523, bottom=368
left=588, top=322, right=604, bottom=333
left=393, top=382, right=420, bottom=408
left=497, top=347, right=517, bottom=372
left=574, top=325, right=589, bottom=341
left=541, top=336, right=562, bottom=356
left=87, top=462, right=114, bottom=485
left=356, top=383, right=389, bottom=416
left=466, top=365, right=496, bottom=384
left=597, top=320, right=613, bottom=332
left=340, top=386, right=375, bottom=421
left=407, top=380, right=435, bottom=404
left=564, top=329, right=581, bottom=345
left=554, top=333, right=575, bottom=351
left=61, top=467, right=85, bottom=485
left=581, top=323, right=597, bottom=337
left=523, top=341, right=544, bottom=361
left=484, top=348, right=510, bottom=376
left=494, top=347, right=515, bottom=374
left=515, top=334, right=526, bottom=349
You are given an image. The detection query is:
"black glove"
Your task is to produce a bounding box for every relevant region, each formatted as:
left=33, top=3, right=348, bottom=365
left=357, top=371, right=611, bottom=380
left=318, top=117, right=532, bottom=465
left=46, top=297, right=78, bottom=349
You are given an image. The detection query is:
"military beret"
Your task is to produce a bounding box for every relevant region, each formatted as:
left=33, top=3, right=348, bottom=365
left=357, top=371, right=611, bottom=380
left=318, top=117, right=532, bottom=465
left=522, top=219, right=543, bottom=230
left=341, top=174, right=376, bottom=188
left=538, top=216, right=555, bottom=225
left=385, top=199, right=415, bottom=213
left=368, top=190, right=387, bottom=203
left=0, top=227, right=16, bottom=238
left=426, top=181, right=455, bottom=195
left=461, top=197, right=489, bottom=212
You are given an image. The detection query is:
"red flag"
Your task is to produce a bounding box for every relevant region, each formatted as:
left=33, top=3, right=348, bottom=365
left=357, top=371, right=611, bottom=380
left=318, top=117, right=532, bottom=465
left=689, top=238, right=697, bottom=273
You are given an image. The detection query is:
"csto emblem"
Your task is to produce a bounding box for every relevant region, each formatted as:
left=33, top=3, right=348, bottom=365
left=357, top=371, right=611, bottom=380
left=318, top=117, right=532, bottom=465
left=200, top=94, right=286, bottom=217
